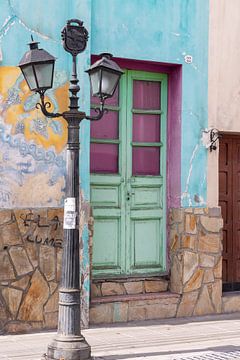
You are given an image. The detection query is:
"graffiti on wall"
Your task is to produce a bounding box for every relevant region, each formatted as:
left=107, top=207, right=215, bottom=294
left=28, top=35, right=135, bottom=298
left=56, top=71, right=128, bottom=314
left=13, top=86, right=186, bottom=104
left=20, top=211, right=63, bottom=248
left=0, top=66, right=69, bottom=207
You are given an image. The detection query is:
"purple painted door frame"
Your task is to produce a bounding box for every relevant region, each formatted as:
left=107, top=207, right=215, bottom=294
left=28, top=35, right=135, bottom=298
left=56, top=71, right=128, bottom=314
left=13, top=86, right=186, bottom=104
left=91, top=55, right=182, bottom=210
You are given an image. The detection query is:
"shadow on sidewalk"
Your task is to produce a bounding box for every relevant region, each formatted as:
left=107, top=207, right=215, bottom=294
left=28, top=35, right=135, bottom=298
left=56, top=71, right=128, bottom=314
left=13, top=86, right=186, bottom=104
left=92, top=345, right=240, bottom=359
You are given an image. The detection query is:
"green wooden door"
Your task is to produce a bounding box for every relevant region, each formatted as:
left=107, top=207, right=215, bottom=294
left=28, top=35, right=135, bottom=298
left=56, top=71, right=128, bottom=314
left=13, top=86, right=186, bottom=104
left=90, top=70, right=167, bottom=278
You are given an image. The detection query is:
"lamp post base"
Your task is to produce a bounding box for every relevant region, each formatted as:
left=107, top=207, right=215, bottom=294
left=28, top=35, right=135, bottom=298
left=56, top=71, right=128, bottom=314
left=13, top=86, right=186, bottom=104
left=42, top=335, right=91, bottom=360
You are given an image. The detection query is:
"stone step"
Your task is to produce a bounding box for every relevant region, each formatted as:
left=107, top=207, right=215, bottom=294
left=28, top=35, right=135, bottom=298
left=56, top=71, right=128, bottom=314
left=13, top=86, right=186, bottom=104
left=90, top=291, right=180, bottom=324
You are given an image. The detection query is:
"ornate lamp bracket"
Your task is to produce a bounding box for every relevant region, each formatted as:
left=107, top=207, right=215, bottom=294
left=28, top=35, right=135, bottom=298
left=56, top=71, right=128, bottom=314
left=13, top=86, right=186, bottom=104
left=85, top=100, right=108, bottom=121
left=36, top=92, right=62, bottom=118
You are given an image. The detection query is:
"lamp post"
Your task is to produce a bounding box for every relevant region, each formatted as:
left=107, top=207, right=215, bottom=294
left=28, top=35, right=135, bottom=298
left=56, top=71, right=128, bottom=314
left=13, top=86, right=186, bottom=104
left=19, top=19, right=123, bottom=360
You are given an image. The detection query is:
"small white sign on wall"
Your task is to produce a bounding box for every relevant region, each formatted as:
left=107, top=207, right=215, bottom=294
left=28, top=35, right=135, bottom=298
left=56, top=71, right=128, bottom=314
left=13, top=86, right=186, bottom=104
left=64, top=197, right=76, bottom=229
left=184, top=55, right=193, bottom=64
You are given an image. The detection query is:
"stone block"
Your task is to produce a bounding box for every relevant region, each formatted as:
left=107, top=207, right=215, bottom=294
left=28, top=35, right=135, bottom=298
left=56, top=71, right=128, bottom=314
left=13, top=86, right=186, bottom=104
left=185, top=208, right=193, bottom=214
left=113, top=302, right=128, bottom=322
left=193, top=285, right=215, bottom=316
left=128, top=306, right=146, bottom=321
left=182, top=235, right=196, bottom=250
left=183, top=251, right=198, bottom=284
left=102, top=282, right=125, bottom=296
left=214, top=257, right=222, bottom=279
left=2, top=288, right=22, bottom=318
left=177, top=291, right=198, bottom=317
left=124, top=281, right=143, bottom=295
left=208, top=207, right=221, bottom=217
left=211, top=280, right=222, bottom=313
left=145, top=298, right=178, bottom=320
left=56, top=248, right=62, bottom=282
left=18, top=269, right=49, bottom=321
left=194, top=208, right=205, bottom=215
left=198, top=233, right=220, bottom=253
left=199, top=253, right=215, bottom=267
left=9, top=247, right=33, bottom=276
left=25, top=242, right=38, bottom=268
left=172, top=208, right=184, bottom=223
left=4, top=322, right=32, bottom=334
left=0, top=251, right=15, bottom=280
left=44, top=290, right=58, bottom=313
left=185, top=214, right=197, bottom=234
left=49, top=282, right=58, bottom=295
left=44, top=312, right=58, bottom=328
left=203, top=269, right=214, bottom=283
left=11, top=275, right=30, bottom=290
left=39, top=246, right=55, bottom=281
left=184, top=269, right=204, bottom=292
left=170, top=233, right=180, bottom=251
left=170, top=254, right=183, bottom=294
left=91, top=283, right=102, bottom=298
left=222, top=294, right=240, bottom=313
left=145, top=279, right=168, bottom=293
left=0, top=210, right=13, bottom=226
left=200, top=216, right=223, bottom=233
left=0, top=221, right=23, bottom=250
left=90, top=303, right=113, bottom=324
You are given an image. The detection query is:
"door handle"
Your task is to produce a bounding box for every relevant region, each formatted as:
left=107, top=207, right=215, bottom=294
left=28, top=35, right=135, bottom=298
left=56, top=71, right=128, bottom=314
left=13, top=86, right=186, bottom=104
left=126, top=191, right=135, bottom=200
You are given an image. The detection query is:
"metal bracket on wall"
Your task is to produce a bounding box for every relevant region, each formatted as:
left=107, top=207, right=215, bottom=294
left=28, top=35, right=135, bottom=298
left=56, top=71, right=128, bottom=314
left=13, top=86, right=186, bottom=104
left=202, top=128, right=221, bottom=152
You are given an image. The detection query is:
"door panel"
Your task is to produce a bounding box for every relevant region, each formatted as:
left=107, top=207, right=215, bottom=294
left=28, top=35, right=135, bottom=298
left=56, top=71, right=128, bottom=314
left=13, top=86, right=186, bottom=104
left=91, top=70, right=167, bottom=278
left=219, top=135, right=240, bottom=288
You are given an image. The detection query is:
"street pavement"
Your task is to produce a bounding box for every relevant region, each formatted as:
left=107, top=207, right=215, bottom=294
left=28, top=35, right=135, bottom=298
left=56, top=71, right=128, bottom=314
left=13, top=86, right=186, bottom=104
left=2, top=313, right=240, bottom=359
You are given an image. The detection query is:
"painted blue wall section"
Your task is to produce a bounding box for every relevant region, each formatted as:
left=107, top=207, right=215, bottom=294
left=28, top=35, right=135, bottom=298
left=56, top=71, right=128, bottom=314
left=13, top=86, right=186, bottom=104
left=0, top=0, right=91, bottom=325
left=91, top=0, right=209, bottom=207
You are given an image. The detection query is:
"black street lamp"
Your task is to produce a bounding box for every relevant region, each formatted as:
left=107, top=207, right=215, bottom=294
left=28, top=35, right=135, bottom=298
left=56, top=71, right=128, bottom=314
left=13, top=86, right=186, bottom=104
left=19, top=19, right=123, bottom=360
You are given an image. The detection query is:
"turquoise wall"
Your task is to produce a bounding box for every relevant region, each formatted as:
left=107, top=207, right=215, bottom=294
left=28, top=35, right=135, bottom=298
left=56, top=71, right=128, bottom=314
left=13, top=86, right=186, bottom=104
left=0, top=0, right=209, bottom=326
left=0, top=0, right=91, bottom=325
left=91, top=0, right=209, bottom=207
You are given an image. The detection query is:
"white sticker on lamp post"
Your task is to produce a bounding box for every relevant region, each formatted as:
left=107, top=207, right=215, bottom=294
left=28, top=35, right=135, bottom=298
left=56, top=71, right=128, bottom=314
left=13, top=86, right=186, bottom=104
left=64, top=197, right=76, bottom=229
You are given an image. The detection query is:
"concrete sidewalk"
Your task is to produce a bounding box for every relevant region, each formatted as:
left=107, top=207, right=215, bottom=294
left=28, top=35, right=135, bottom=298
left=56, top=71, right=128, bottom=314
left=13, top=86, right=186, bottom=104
left=2, top=313, right=240, bottom=360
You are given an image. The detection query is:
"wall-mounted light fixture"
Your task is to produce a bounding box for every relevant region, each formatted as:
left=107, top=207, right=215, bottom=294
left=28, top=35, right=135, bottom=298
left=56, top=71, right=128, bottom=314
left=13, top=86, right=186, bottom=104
left=202, top=128, right=221, bottom=152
